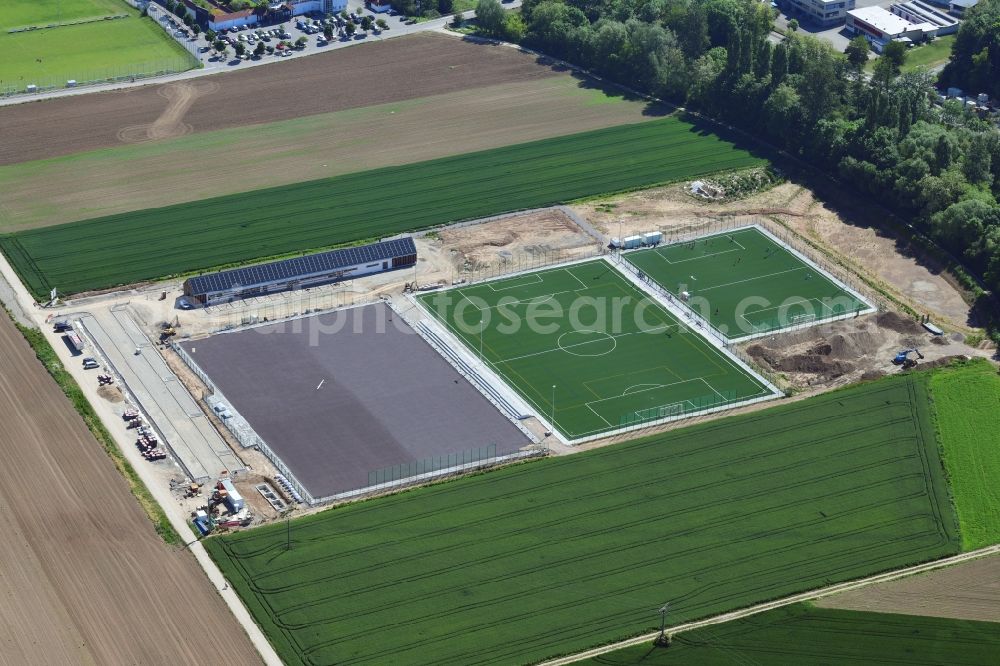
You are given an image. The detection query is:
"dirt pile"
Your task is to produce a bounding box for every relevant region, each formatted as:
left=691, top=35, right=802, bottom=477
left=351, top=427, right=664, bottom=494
left=741, top=312, right=984, bottom=388
left=875, top=311, right=925, bottom=335
left=747, top=343, right=854, bottom=379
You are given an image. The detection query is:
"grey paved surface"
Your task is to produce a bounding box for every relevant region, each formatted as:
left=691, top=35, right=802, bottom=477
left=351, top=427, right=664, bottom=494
left=774, top=0, right=891, bottom=52
left=180, top=303, right=530, bottom=497
left=80, top=308, right=243, bottom=481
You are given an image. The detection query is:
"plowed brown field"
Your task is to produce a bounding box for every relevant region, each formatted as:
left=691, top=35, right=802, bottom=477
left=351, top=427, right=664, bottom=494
left=0, top=33, right=563, bottom=165
left=817, top=555, right=1000, bottom=623
left=0, top=76, right=655, bottom=231
left=0, top=313, right=261, bottom=664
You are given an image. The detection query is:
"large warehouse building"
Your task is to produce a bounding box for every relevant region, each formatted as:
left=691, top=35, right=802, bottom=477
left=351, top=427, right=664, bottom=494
left=182, top=237, right=417, bottom=306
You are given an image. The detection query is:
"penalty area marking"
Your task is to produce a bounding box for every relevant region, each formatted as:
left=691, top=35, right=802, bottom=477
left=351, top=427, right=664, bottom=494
left=487, top=273, right=544, bottom=292
left=623, top=383, right=665, bottom=395
left=584, top=376, right=730, bottom=424
left=739, top=297, right=838, bottom=329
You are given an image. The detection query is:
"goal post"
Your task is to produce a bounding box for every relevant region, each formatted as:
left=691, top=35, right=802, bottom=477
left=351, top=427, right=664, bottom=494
left=788, top=312, right=816, bottom=326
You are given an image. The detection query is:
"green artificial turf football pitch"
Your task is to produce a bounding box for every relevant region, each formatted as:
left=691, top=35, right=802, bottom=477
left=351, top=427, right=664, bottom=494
left=0, top=117, right=763, bottom=299
left=205, top=373, right=959, bottom=666
left=417, top=259, right=776, bottom=440
left=623, top=226, right=872, bottom=340
left=582, top=603, right=1000, bottom=665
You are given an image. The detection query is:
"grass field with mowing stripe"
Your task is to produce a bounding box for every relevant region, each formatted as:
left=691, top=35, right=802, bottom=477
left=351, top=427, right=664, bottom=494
left=929, top=359, right=1000, bottom=550
left=0, top=117, right=763, bottom=298
left=205, top=373, right=958, bottom=666
left=0, top=1, right=195, bottom=93
left=2, top=0, right=123, bottom=28
left=624, top=226, right=871, bottom=339
left=418, top=259, right=775, bottom=439
left=583, top=603, right=1000, bottom=664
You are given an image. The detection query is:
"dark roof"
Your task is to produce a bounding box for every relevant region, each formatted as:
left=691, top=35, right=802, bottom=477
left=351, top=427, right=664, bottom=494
left=185, top=237, right=416, bottom=296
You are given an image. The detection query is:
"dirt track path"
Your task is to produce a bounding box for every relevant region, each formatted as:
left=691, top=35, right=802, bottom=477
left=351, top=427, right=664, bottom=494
left=0, top=312, right=262, bottom=664
left=540, top=543, right=1000, bottom=665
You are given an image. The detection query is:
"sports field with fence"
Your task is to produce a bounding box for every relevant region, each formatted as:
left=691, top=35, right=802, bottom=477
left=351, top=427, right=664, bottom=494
left=417, top=260, right=776, bottom=440
left=623, top=226, right=872, bottom=340
left=0, top=0, right=196, bottom=95
left=0, top=117, right=763, bottom=298
left=205, top=373, right=959, bottom=666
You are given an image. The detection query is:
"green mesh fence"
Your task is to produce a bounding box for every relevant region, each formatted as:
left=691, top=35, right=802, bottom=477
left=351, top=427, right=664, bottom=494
left=368, top=443, right=498, bottom=487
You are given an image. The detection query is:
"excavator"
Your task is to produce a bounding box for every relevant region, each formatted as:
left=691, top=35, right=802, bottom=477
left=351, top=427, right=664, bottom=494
left=892, top=348, right=924, bottom=369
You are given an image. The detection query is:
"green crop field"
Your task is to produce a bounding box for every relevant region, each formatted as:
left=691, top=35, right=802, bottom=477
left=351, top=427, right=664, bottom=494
left=0, top=0, right=195, bottom=94
left=583, top=603, right=1000, bottom=665
left=205, top=374, right=959, bottom=666
left=623, top=226, right=872, bottom=340
left=929, top=359, right=1000, bottom=550
left=417, top=259, right=776, bottom=439
left=0, top=117, right=764, bottom=298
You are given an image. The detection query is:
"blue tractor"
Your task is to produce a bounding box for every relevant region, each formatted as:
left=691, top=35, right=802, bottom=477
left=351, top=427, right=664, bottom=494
left=892, top=348, right=924, bottom=368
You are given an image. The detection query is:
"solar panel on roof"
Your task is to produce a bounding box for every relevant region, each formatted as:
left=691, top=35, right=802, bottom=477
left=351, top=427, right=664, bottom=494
left=185, top=237, right=416, bottom=296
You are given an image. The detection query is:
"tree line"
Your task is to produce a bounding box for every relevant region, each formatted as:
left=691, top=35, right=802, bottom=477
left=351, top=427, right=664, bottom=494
left=476, top=0, right=1000, bottom=328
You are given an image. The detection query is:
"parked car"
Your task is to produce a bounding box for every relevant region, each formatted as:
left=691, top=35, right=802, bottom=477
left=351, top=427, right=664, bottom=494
left=82, top=357, right=99, bottom=370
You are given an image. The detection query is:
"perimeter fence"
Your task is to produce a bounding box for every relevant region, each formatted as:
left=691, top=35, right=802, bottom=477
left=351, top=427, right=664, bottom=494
left=368, top=445, right=497, bottom=488
left=0, top=57, right=195, bottom=97
left=613, top=216, right=886, bottom=344
left=455, top=246, right=606, bottom=287
left=202, top=289, right=377, bottom=332
left=146, top=2, right=203, bottom=59
left=172, top=340, right=315, bottom=504
left=173, top=305, right=545, bottom=507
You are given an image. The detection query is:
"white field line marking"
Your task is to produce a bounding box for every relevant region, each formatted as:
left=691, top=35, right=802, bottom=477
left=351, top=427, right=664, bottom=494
left=586, top=403, right=613, bottom=427
left=634, top=400, right=695, bottom=419
left=622, top=383, right=664, bottom=395
left=563, top=266, right=590, bottom=289
left=697, top=266, right=807, bottom=293
left=497, top=324, right=675, bottom=365
left=585, top=377, right=705, bottom=408
left=539, top=543, right=1000, bottom=666
left=457, top=288, right=578, bottom=312
left=739, top=297, right=836, bottom=329
left=699, top=377, right=726, bottom=402
left=316, top=379, right=325, bottom=390
left=487, top=272, right=543, bottom=292
left=556, top=331, right=618, bottom=358
left=655, top=238, right=747, bottom=265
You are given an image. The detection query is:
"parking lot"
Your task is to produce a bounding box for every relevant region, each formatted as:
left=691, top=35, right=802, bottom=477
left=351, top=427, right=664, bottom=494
left=172, top=1, right=426, bottom=68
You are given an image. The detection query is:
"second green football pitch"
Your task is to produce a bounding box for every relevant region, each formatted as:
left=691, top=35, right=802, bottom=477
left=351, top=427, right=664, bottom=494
left=417, top=259, right=777, bottom=440
left=623, top=226, right=873, bottom=341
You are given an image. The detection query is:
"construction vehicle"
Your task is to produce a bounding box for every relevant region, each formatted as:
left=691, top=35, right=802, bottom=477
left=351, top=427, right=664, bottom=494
left=892, top=348, right=924, bottom=368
